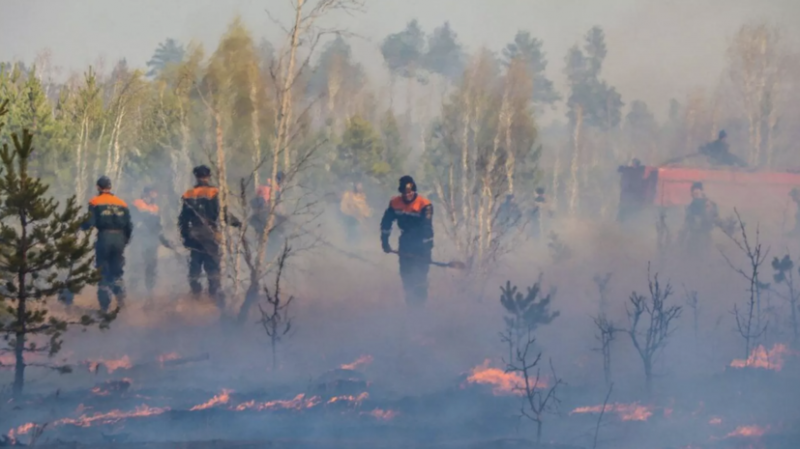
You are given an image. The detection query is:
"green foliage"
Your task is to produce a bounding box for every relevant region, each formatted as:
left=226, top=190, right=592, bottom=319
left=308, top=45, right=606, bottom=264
left=502, top=31, right=560, bottom=111
left=146, top=38, right=185, bottom=78
left=0, top=105, right=111, bottom=394
left=422, top=22, right=464, bottom=81
left=380, top=109, right=407, bottom=177
left=381, top=19, right=426, bottom=78
left=500, top=279, right=560, bottom=334
left=564, top=26, right=623, bottom=129
left=333, top=116, right=387, bottom=183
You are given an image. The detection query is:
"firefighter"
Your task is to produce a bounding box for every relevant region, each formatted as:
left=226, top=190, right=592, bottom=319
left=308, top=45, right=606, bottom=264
left=700, top=130, right=748, bottom=168
left=82, top=176, right=133, bottom=312
left=380, top=175, right=434, bottom=306
left=340, top=181, right=371, bottom=244
left=680, top=182, right=721, bottom=253
left=179, top=165, right=239, bottom=306
left=530, top=187, right=549, bottom=239
left=131, top=186, right=173, bottom=296
left=790, top=188, right=800, bottom=236
left=250, top=171, right=284, bottom=241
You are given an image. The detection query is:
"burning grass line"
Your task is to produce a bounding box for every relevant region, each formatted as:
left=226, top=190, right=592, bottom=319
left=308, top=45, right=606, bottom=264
left=339, top=355, right=373, bottom=371
left=463, top=359, right=535, bottom=396
left=570, top=402, right=654, bottom=422
left=8, top=405, right=170, bottom=438
left=729, top=343, right=792, bottom=371
left=190, top=389, right=232, bottom=411
left=726, top=424, right=769, bottom=438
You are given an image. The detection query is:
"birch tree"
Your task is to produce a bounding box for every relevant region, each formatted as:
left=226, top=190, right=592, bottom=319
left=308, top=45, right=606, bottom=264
left=426, top=49, right=538, bottom=276
left=728, top=22, right=787, bottom=167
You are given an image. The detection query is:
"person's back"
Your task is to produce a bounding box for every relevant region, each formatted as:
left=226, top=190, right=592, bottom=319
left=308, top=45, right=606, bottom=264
left=180, top=181, right=221, bottom=247
left=83, top=176, right=133, bottom=311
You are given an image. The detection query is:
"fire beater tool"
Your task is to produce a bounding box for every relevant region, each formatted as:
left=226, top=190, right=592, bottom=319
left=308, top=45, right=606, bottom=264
left=390, top=250, right=466, bottom=270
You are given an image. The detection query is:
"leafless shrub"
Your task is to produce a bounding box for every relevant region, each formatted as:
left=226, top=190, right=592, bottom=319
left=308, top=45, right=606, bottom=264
left=683, top=285, right=700, bottom=341
left=593, top=314, right=619, bottom=387
left=257, top=242, right=294, bottom=369
left=720, top=209, right=769, bottom=360
left=626, top=264, right=682, bottom=392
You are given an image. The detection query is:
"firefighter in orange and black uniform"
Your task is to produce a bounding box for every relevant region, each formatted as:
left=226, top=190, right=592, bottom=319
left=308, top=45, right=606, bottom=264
left=82, top=176, right=133, bottom=312
left=380, top=175, right=434, bottom=306
left=131, top=186, right=173, bottom=296
left=179, top=165, right=239, bottom=305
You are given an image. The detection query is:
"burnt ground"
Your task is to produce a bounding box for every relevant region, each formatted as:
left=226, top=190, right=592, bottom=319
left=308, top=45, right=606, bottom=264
left=3, top=354, right=800, bottom=449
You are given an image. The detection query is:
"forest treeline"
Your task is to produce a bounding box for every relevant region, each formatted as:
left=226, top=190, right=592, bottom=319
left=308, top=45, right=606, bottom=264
left=1, top=15, right=797, bottom=230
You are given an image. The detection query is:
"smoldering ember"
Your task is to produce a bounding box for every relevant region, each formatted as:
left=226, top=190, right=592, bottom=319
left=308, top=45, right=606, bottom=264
left=1, top=1, right=800, bottom=448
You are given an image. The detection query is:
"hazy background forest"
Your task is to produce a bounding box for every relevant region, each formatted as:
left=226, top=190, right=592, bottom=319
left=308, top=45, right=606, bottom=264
left=2, top=1, right=800, bottom=448
left=2, top=0, right=800, bottom=217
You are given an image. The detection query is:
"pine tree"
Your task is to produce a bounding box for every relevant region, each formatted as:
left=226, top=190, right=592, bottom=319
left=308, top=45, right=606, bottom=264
left=146, top=38, right=185, bottom=78
left=334, top=116, right=387, bottom=182
left=423, top=22, right=464, bottom=82
left=0, top=100, right=113, bottom=396
left=502, top=31, right=560, bottom=111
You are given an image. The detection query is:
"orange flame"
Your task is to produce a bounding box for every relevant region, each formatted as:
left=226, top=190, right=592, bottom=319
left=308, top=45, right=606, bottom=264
left=17, top=405, right=169, bottom=432
left=327, top=392, right=368, bottom=405
left=727, top=425, right=768, bottom=438
left=190, top=389, right=232, bottom=411
left=234, top=394, right=321, bottom=411
left=367, top=408, right=397, bottom=420
left=340, top=355, right=373, bottom=370
left=570, top=403, right=654, bottom=421
left=8, top=422, right=36, bottom=441
left=464, top=360, right=531, bottom=396
left=709, top=417, right=723, bottom=425
left=730, top=344, right=789, bottom=371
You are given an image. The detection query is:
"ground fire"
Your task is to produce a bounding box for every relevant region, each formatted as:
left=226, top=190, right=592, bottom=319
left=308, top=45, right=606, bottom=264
left=462, top=359, right=530, bottom=396
left=569, top=402, right=654, bottom=422
left=3, top=3, right=800, bottom=449
left=729, top=344, right=792, bottom=371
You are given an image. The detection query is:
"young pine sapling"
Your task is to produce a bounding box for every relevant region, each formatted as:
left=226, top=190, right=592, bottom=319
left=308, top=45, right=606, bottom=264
left=499, top=278, right=562, bottom=443
left=0, top=107, right=112, bottom=396
left=626, top=264, right=682, bottom=392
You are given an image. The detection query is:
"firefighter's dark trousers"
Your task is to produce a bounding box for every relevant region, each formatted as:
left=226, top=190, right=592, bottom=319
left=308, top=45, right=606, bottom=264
left=398, top=234, right=431, bottom=307
left=140, top=243, right=158, bottom=294
left=342, top=215, right=360, bottom=244
left=186, top=240, right=223, bottom=303
left=95, top=231, right=127, bottom=311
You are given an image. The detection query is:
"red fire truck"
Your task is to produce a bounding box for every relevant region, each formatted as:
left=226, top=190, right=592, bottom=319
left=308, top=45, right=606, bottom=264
left=618, top=162, right=800, bottom=228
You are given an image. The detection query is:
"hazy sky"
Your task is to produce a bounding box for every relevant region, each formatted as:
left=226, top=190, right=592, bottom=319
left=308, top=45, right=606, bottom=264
left=1, top=0, right=798, bottom=121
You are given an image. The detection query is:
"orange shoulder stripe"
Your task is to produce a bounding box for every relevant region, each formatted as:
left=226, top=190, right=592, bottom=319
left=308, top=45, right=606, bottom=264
left=133, top=199, right=159, bottom=214
left=183, top=186, right=219, bottom=200
left=389, top=194, right=431, bottom=213
left=89, top=194, right=128, bottom=208
left=389, top=195, right=404, bottom=209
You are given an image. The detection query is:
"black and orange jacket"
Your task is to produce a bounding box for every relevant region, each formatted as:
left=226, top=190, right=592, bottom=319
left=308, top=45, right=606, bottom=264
left=132, top=199, right=163, bottom=235
left=179, top=183, right=240, bottom=238
left=179, top=184, right=222, bottom=237
left=380, top=194, right=433, bottom=242
left=82, top=192, right=133, bottom=242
